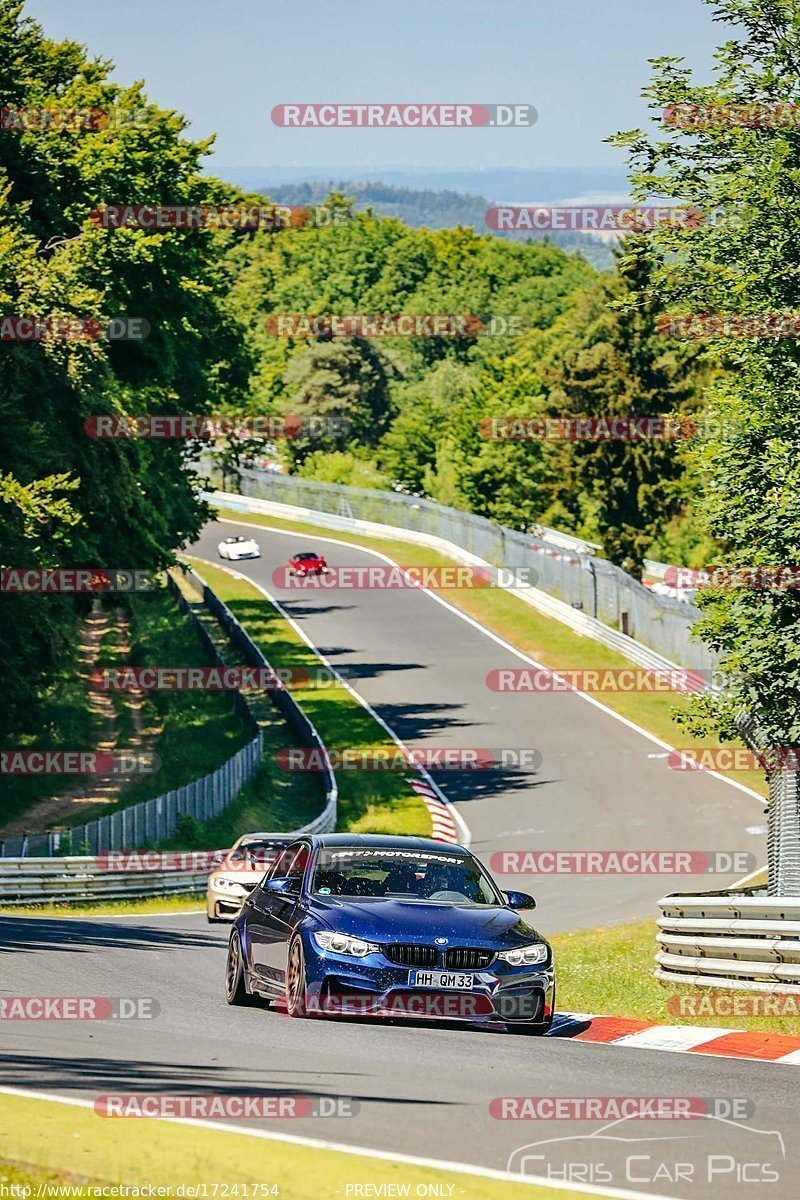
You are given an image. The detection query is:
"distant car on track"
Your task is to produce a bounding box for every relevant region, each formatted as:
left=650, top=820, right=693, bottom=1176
left=287, top=550, right=328, bottom=576
left=207, top=833, right=296, bottom=922
left=224, top=833, right=555, bottom=1034
left=218, top=534, right=261, bottom=561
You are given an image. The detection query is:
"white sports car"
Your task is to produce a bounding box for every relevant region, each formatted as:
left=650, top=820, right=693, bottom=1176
left=218, top=534, right=261, bottom=561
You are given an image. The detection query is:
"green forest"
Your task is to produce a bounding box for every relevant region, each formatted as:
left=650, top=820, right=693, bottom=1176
left=2, top=0, right=800, bottom=751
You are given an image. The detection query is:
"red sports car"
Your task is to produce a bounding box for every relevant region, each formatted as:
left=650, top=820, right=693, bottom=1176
left=287, top=550, right=329, bottom=577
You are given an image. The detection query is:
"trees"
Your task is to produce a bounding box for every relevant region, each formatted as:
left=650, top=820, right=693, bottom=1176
left=282, top=338, right=395, bottom=464
left=0, top=0, right=250, bottom=738
left=614, top=0, right=800, bottom=744
left=545, top=240, right=704, bottom=576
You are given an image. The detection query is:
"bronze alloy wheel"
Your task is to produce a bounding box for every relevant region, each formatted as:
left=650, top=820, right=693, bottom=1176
left=286, top=936, right=308, bottom=1017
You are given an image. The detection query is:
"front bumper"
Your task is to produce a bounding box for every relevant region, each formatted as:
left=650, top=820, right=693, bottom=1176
left=302, top=944, right=555, bottom=1024
left=207, top=879, right=253, bottom=920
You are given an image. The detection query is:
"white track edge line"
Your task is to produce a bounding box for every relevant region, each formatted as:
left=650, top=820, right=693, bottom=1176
left=187, top=554, right=472, bottom=848
left=0, top=1085, right=688, bottom=1200
left=212, top=516, right=764, bottom=807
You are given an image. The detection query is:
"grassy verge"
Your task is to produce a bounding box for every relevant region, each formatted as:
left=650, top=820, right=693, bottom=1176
left=0, top=895, right=204, bottom=918
left=114, top=586, right=251, bottom=811
left=0, top=1093, right=596, bottom=1200
left=214, top=505, right=768, bottom=801
left=554, top=919, right=800, bottom=1035
left=186, top=559, right=430, bottom=837
left=147, top=569, right=324, bottom=846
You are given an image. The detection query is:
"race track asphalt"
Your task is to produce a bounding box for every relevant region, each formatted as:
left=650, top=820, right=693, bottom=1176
left=189, top=518, right=765, bottom=932
left=2, top=516, right=788, bottom=1200
left=1, top=911, right=796, bottom=1200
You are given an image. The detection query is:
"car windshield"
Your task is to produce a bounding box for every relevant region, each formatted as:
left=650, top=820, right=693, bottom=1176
left=295, top=552, right=318, bottom=560
left=310, top=848, right=502, bottom=906
left=228, top=840, right=284, bottom=867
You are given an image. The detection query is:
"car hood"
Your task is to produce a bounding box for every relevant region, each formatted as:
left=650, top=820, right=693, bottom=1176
left=307, top=896, right=545, bottom=946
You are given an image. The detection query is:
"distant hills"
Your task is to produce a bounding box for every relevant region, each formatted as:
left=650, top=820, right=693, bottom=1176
left=216, top=164, right=630, bottom=203
left=224, top=172, right=622, bottom=269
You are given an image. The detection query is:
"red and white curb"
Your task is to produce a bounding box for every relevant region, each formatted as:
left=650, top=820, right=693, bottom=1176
left=410, top=779, right=460, bottom=844
left=553, top=1012, right=800, bottom=1064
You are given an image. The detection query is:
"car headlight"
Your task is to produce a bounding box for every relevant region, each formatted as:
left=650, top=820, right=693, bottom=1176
left=212, top=876, right=245, bottom=894
left=497, top=943, right=549, bottom=966
left=312, top=931, right=379, bottom=957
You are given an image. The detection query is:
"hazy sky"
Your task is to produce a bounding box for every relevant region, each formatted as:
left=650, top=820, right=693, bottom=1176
left=27, top=0, right=729, bottom=172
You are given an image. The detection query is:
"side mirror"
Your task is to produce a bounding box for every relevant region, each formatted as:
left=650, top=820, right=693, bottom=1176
left=264, top=877, right=300, bottom=896
left=503, top=889, right=536, bottom=910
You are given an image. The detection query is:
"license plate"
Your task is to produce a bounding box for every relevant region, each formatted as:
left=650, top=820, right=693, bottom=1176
left=408, top=970, right=474, bottom=989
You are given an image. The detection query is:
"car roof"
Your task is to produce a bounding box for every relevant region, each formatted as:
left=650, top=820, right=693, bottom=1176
left=310, top=833, right=467, bottom=853
left=232, top=832, right=296, bottom=847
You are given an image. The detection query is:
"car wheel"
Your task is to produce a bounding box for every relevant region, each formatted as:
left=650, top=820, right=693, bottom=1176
left=286, top=936, right=309, bottom=1018
left=225, top=932, right=258, bottom=1006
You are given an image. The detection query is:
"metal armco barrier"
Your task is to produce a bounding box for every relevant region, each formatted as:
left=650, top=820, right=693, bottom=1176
left=0, top=857, right=211, bottom=907
left=1, top=568, right=337, bottom=860
left=204, top=465, right=713, bottom=670
left=656, top=892, right=800, bottom=994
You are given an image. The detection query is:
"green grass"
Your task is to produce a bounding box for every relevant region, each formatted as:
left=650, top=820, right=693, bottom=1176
left=187, top=559, right=430, bottom=837
left=114, top=585, right=251, bottom=811
left=554, top=919, right=800, bottom=1035
left=0, top=895, right=204, bottom=918
left=214, top=505, right=768, bottom=801
left=150, top=568, right=325, bottom=845
left=0, top=1093, right=599, bottom=1200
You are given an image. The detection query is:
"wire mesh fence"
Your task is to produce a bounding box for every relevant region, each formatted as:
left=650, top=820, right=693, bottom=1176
left=206, top=465, right=714, bottom=671
left=1, top=568, right=336, bottom=857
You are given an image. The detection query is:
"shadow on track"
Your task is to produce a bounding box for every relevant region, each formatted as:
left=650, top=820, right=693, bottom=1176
left=0, top=1051, right=451, bottom=1108
left=0, top=916, right=223, bottom=956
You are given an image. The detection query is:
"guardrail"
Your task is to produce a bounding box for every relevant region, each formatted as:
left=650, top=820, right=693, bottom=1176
left=656, top=892, right=800, bottom=993
left=203, top=464, right=712, bottom=670
left=0, top=856, right=212, bottom=907
left=2, top=566, right=337, bottom=859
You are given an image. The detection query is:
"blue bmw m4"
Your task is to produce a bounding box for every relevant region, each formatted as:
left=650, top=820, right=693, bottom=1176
left=224, top=833, right=555, bottom=1034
